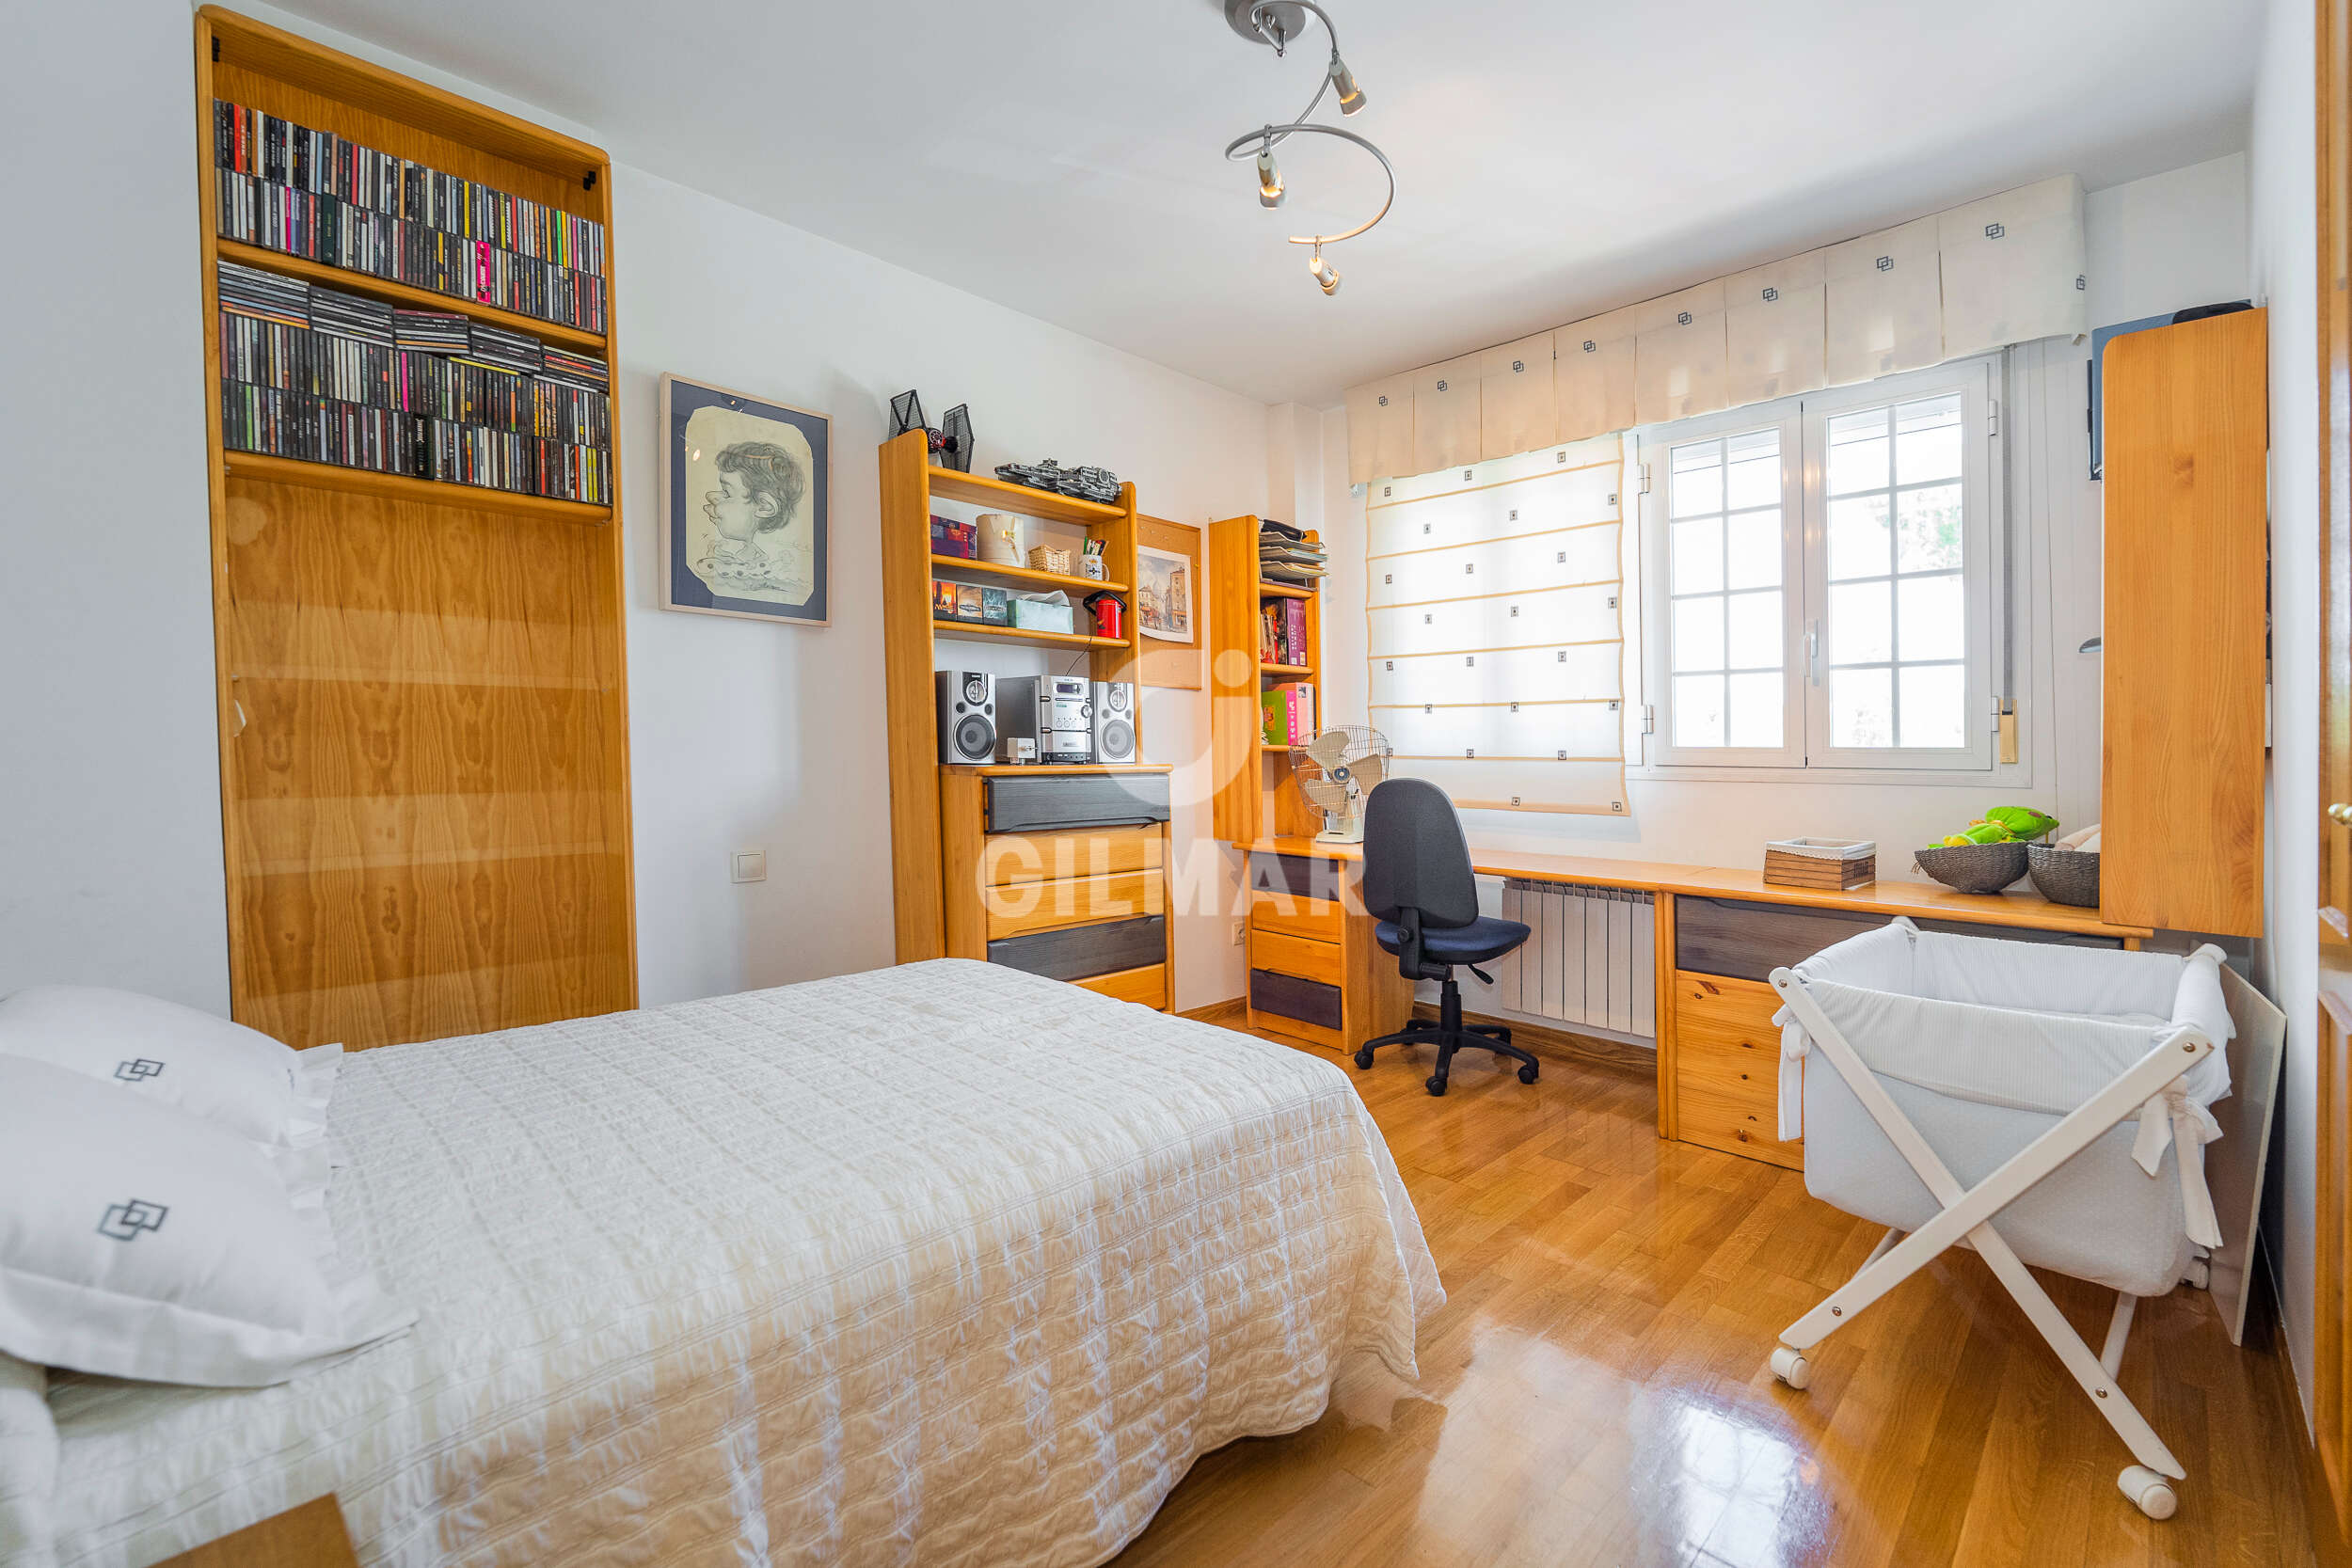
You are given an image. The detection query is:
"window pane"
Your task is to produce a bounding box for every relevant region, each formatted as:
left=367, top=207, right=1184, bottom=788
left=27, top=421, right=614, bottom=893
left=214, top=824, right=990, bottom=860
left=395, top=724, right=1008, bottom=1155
left=1899, top=664, right=1966, bottom=749
left=1674, top=673, right=1726, bottom=746
left=1898, top=573, right=1964, bottom=661
left=1673, top=596, right=1724, bottom=673
left=1830, top=667, right=1894, bottom=748
left=1826, top=494, right=1890, bottom=580
left=1896, top=394, right=1963, bottom=484
left=1671, top=444, right=1723, bottom=517
left=1826, top=408, right=1889, bottom=495
left=1896, top=483, right=1963, bottom=572
left=1727, top=671, right=1783, bottom=747
left=1724, top=429, right=1780, bottom=510
left=1828, top=580, right=1890, bottom=664
left=1725, top=590, right=1782, bottom=670
left=1671, top=517, right=1723, bottom=594
left=1724, top=510, right=1780, bottom=590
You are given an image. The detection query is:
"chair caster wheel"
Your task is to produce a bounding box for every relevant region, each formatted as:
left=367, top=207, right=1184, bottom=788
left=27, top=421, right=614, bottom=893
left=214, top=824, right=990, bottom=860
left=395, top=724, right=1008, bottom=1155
left=1353, top=1049, right=1375, bottom=1070
left=1425, top=1075, right=1448, bottom=1096
left=1769, top=1347, right=1810, bottom=1390
left=1518, top=1063, right=1538, bottom=1084
left=2185, top=1257, right=2211, bottom=1290
left=2119, top=1465, right=2177, bottom=1520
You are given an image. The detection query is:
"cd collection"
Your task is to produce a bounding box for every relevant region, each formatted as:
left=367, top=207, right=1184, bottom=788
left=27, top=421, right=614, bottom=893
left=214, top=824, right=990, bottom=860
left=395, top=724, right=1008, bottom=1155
left=214, top=98, right=607, bottom=333
left=217, top=260, right=611, bottom=504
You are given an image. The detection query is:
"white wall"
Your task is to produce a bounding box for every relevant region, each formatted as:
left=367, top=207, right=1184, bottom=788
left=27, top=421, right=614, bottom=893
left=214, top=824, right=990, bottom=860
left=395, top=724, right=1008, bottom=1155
left=0, top=0, right=1270, bottom=1020
left=0, top=0, right=229, bottom=1012
left=614, top=171, right=1266, bottom=1011
left=2249, top=0, right=2320, bottom=1428
left=1315, top=154, right=2251, bottom=890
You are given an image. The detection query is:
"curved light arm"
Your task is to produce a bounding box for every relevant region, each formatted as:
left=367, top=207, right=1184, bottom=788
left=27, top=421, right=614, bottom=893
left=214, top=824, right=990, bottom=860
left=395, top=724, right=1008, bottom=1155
left=1219, top=120, right=1392, bottom=247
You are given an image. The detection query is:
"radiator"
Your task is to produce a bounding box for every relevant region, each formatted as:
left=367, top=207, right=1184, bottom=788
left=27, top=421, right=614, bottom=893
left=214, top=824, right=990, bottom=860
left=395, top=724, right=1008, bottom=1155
left=1492, top=880, right=1656, bottom=1037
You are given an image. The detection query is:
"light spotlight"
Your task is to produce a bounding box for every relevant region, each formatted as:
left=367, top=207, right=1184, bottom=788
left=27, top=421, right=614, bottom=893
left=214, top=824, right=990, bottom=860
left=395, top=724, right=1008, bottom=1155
left=1328, top=57, right=1365, bottom=115
left=1310, top=250, right=1341, bottom=295
left=1256, top=147, right=1285, bottom=207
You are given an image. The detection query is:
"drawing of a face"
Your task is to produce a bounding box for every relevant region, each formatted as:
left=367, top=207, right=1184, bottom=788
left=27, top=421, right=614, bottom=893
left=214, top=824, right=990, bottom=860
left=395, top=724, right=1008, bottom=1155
left=705, top=470, right=777, bottom=543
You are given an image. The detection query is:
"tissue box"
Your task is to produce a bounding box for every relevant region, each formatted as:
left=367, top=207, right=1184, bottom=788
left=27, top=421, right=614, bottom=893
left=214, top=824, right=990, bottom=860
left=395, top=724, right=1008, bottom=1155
left=930, top=515, right=977, bottom=560
left=1010, top=593, right=1074, bottom=634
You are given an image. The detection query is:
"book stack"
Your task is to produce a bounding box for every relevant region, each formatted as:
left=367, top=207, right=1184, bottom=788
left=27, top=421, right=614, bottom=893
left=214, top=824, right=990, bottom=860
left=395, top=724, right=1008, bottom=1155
left=213, top=98, right=608, bottom=333
left=1259, top=596, right=1310, bottom=666
left=1259, top=520, right=1327, bottom=587
left=217, top=259, right=308, bottom=326
left=1261, top=684, right=1317, bottom=746
left=393, top=309, right=469, bottom=354
left=215, top=260, right=612, bottom=505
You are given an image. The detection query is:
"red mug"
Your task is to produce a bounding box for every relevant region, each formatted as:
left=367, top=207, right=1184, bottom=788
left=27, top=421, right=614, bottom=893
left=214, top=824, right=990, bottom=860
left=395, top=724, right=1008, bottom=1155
left=1085, top=592, right=1122, bottom=640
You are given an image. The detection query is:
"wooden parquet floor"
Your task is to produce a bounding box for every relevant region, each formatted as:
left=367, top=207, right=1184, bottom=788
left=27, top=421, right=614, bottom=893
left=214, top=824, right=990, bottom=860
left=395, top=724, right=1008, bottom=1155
left=1107, top=1009, right=2314, bottom=1568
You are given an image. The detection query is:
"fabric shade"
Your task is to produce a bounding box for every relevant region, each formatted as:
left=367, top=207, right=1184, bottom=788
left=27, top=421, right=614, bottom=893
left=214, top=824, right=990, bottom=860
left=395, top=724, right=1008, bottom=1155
left=1365, top=436, right=1629, bottom=815
left=1343, top=174, right=2089, bottom=485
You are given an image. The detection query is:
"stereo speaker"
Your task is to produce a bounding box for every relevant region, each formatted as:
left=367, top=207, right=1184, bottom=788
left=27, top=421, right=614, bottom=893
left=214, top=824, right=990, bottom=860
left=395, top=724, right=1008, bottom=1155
left=1090, top=680, right=1136, bottom=764
left=935, top=670, right=996, bottom=764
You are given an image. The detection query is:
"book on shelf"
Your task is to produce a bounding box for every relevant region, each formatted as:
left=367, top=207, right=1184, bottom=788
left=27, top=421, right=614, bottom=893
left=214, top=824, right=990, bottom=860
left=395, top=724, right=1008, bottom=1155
left=217, top=261, right=612, bottom=504
left=1258, top=683, right=1318, bottom=746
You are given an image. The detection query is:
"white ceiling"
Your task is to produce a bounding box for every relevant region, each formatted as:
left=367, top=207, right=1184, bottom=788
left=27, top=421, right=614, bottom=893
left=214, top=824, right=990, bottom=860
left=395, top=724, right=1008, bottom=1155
left=271, top=0, right=2258, bottom=407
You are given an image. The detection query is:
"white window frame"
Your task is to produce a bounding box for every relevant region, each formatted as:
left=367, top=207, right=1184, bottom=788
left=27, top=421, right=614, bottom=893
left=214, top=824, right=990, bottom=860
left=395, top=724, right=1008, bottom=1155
left=1637, top=356, right=2008, bottom=782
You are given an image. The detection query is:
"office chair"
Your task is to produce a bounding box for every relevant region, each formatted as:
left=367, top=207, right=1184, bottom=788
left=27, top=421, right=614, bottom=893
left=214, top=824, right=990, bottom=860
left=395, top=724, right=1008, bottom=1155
left=1355, top=778, right=1538, bottom=1097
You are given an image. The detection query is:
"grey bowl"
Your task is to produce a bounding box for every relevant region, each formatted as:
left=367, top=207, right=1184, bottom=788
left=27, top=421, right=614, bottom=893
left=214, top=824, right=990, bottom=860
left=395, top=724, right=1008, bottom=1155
left=1914, top=840, right=2029, bottom=895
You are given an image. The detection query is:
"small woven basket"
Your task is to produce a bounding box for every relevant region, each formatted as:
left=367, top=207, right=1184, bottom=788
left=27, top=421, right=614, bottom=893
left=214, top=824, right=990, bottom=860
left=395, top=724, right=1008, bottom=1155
left=2026, top=845, right=2101, bottom=908
left=1913, top=840, right=2028, bottom=895
left=1027, top=546, right=1073, bottom=576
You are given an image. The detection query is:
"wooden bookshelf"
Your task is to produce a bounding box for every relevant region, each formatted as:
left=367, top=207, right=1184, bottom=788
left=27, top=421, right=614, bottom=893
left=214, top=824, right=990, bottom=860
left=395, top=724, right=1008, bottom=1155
left=195, top=7, right=633, bottom=1050
left=928, top=554, right=1129, bottom=594
left=879, top=430, right=1142, bottom=961
left=1208, top=515, right=1325, bottom=844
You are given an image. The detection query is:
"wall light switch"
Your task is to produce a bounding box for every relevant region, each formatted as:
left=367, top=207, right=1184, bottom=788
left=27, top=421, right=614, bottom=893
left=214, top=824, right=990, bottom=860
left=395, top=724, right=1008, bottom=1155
left=731, top=849, right=768, bottom=884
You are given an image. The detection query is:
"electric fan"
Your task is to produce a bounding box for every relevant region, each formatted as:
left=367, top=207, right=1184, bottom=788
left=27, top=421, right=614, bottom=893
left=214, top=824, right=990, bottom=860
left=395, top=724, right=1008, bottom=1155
left=1290, top=726, right=1391, bottom=844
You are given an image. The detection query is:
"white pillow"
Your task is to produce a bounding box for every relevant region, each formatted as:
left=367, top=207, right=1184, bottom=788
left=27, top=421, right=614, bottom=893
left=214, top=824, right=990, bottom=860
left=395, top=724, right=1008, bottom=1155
left=0, top=986, right=337, bottom=1151
left=0, top=1057, right=413, bottom=1386
left=0, top=1353, right=55, bottom=1568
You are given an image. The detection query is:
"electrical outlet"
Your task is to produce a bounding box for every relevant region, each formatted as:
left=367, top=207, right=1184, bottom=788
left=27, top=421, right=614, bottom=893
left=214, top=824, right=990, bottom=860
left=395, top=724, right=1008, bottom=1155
left=1231, top=920, right=1247, bottom=947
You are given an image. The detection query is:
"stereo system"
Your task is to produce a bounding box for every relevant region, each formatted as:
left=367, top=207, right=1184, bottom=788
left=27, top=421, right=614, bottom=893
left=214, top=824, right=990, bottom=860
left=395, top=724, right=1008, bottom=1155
left=1090, top=681, right=1136, bottom=764
left=936, top=673, right=1139, bottom=767
left=933, top=670, right=996, bottom=764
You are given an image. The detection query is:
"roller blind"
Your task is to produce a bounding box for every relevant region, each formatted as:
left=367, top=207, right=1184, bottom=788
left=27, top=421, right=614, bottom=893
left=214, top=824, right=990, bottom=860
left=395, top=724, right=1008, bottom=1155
left=1364, top=435, right=1629, bottom=815
left=1343, top=173, right=2087, bottom=485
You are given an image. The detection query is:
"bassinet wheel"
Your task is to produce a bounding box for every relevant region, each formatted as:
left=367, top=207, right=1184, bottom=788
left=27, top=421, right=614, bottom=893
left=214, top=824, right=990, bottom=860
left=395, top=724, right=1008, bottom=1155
left=1425, top=1075, right=1448, bottom=1096
left=1518, top=1063, right=1538, bottom=1084
left=1769, top=1346, right=1811, bottom=1390
left=2119, top=1465, right=2178, bottom=1520
left=1353, top=1049, right=1375, bottom=1070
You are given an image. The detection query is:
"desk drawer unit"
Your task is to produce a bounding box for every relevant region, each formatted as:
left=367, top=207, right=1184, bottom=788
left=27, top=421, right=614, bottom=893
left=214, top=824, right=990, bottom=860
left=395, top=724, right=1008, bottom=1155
left=1671, top=970, right=1802, bottom=1170
left=1242, top=850, right=1412, bottom=1052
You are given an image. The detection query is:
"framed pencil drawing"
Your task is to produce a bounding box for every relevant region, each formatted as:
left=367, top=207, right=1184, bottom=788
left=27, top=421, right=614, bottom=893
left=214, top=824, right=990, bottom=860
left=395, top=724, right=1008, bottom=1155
left=659, top=374, right=831, bottom=626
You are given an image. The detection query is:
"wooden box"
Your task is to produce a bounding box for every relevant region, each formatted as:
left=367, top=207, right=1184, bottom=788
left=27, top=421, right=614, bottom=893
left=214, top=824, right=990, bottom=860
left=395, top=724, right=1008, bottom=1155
left=1762, top=839, right=1876, bottom=892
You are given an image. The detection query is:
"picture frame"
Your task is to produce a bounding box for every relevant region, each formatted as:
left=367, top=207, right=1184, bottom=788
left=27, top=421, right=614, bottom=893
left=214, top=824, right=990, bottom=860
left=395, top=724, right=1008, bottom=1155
left=659, top=373, right=831, bottom=626
left=1136, top=544, right=1194, bottom=642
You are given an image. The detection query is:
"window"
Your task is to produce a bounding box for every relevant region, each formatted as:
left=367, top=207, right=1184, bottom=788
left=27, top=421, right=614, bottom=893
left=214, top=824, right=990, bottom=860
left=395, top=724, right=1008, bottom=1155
left=1643, top=358, right=1998, bottom=773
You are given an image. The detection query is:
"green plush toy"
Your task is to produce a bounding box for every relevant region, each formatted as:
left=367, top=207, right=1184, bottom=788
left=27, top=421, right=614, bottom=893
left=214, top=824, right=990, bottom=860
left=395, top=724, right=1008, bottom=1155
left=1931, top=805, right=2059, bottom=850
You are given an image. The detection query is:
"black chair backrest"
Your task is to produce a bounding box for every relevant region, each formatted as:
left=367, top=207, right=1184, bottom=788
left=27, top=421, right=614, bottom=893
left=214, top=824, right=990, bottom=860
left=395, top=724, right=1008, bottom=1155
left=1361, top=778, right=1478, bottom=929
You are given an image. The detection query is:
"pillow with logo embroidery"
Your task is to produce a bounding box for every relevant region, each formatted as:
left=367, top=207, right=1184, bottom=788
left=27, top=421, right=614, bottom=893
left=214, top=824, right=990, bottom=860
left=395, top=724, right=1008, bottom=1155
left=0, top=986, right=336, bottom=1152
left=0, top=1057, right=411, bottom=1386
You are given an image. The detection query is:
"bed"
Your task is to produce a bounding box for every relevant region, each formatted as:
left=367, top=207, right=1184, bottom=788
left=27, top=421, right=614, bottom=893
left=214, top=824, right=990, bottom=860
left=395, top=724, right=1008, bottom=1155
left=35, top=959, right=1441, bottom=1567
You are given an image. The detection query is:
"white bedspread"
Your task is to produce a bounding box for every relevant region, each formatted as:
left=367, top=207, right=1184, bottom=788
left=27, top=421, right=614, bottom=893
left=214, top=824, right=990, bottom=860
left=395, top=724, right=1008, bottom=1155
left=39, top=960, right=1440, bottom=1567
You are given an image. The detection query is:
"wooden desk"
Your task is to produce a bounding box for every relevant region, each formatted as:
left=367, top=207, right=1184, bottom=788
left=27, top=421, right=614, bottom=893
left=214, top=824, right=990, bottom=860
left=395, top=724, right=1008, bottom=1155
left=1246, top=836, right=2150, bottom=1167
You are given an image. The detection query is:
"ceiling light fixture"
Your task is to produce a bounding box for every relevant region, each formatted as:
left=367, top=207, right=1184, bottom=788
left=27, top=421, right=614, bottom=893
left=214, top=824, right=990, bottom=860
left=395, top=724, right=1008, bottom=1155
left=1222, top=0, right=1391, bottom=296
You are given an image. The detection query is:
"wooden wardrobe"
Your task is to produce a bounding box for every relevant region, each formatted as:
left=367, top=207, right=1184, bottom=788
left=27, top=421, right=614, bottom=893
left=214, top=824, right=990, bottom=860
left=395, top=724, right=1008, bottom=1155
left=196, top=9, right=635, bottom=1051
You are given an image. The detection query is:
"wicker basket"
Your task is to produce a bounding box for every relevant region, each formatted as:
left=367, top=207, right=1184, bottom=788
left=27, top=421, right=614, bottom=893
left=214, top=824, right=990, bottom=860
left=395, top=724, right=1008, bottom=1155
left=2026, top=845, right=2101, bottom=908
left=1026, top=546, right=1073, bottom=576
left=1913, top=840, right=2028, bottom=895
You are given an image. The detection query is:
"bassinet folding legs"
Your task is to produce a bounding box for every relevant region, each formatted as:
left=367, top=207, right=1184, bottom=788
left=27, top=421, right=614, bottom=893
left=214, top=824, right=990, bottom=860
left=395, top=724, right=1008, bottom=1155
left=1765, top=965, right=2219, bottom=1522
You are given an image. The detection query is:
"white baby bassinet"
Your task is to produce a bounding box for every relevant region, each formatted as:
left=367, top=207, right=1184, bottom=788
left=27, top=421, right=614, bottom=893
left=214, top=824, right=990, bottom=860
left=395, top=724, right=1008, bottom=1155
left=1765, top=918, right=2234, bottom=1520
